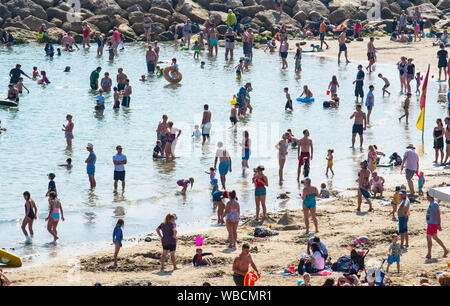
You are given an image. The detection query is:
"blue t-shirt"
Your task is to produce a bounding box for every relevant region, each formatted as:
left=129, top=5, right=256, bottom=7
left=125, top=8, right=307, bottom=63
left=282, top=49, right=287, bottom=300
left=87, top=151, right=96, bottom=171
left=237, top=86, right=247, bottom=104
left=426, top=200, right=440, bottom=225
left=365, top=91, right=374, bottom=107
left=447, top=91, right=450, bottom=108
left=48, top=180, right=56, bottom=192
left=113, top=154, right=126, bottom=172
left=356, top=70, right=364, bottom=86
left=212, top=190, right=222, bottom=202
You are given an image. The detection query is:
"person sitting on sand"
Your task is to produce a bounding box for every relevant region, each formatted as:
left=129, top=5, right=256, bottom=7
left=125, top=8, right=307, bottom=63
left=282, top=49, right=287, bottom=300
left=319, top=183, right=330, bottom=198
left=176, top=177, right=194, bottom=195
left=192, top=248, right=214, bottom=267
left=299, top=85, right=313, bottom=99
left=298, top=243, right=325, bottom=275
left=370, top=171, right=385, bottom=197
left=433, top=30, right=449, bottom=46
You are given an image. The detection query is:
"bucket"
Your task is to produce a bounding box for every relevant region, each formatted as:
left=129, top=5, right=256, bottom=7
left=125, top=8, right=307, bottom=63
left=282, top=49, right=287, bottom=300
left=195, top=236, right=203, bottom=246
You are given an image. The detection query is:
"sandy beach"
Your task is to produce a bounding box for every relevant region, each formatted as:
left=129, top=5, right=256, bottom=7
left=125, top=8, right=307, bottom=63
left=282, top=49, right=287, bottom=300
left=2, top=37, right=450, bottom=287
left=3, top=164, right=449, bottom=286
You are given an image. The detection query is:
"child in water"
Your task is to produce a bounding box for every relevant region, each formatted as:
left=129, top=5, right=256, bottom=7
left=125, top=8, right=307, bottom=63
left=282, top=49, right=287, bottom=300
left=378, top=73, right=391, bottom=96
left=205, top=167, right=216, bottom=180
left=64, top=66, right=71, bottom=72
left=38, top=70, right=50, bottom=84
left=294, top=43, right=302, bottom=72
left=303, top=157, right=310, bottom=178
left=210, top=178, right=219, bottom=194
left=287, top=129, right=297, bottom=147
left=399, top=93, right=411, bottom=123
left=155, top=65, right=163, bottom=76
left=46, top=173, right=57, bottom=197
left=32, top=66, right=39, bottom=79
left=300, top=85, right=313, bottom=99
left=390, top=186, right=400, bottom=220
left=415, top=72, right=422, bottom=95
left=319, top=183, right=330, bottom=198
left=139, top=75, right=147, bottom=82
left=113, top=87, right=120, bottom=109
left=113, top=218, right=124, bottom=267
left=230, top=103, right=238, bottom=128
left=177, top=177, right=194, bottom=195
left=153, top=140, right=163, bottom=158
left=200, top=61, right=205, bottom=69
left=17, top=77, right=29, bottom=94
left=417, top=171, right=425, bottom=195
left=192, top=125, right=201, bottom=137
left=235, top=59, right=244, bottom=79
left=284, top=87, right=293, bottom=111
left=193, top=40, right=200, bottom=59
left=58, top=158, right=72, bottom=169
left=386, top=234, right=401, bottom=273
left=326, top=149, right=334, bottom=176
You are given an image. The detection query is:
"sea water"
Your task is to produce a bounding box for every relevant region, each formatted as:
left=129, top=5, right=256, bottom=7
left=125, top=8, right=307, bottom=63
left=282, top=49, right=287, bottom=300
left=0, top=42, right=447, bottom=265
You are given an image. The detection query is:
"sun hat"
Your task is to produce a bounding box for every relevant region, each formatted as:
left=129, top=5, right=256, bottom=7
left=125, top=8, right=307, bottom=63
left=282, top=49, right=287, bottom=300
left=406, top=144, right=415, bottom=149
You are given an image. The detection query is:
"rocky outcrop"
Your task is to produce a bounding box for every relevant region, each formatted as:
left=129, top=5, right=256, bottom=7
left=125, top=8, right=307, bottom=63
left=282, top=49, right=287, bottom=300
left=1, top=0, right=450, bottom=43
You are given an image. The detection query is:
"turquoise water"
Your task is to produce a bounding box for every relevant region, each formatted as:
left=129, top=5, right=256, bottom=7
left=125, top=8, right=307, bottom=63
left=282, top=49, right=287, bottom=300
left=0, top=42, right=447, bottom=265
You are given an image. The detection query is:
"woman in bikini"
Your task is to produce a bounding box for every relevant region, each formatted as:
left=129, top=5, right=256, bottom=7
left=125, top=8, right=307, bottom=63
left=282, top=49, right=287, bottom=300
left=434, top=118, right=445, bottom=164
left=328, top=75, right=340, bottom=95
left=397, top=57, right=408, bottom=93
left=62, top=114, right=74, bottom=147
left=224, top=190, right=240, bottom=248
left=21, top=191, right=37, bottom=243
left=143, top=15, right=153, bottom=43
left=45, top=192, right=64, bottom=242
left=101, top=72, right=112, bottom=92
left=252, top=165, right=268, bottom=221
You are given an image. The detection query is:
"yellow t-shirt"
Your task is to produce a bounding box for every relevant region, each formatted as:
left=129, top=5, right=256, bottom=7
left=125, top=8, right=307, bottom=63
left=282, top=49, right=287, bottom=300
left=392, top=192, right=399, bottom=205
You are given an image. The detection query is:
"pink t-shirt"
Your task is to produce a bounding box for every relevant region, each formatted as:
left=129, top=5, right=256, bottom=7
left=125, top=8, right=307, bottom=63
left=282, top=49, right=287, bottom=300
left=113, top=31, right=120, bottom=42
left=403, top=149, right=419, bottom=171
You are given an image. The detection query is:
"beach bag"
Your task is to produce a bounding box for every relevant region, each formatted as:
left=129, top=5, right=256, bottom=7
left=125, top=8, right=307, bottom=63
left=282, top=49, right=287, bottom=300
left=331, top=255, right=353, bottom=272
left=253, top=227, right=271, bottom=237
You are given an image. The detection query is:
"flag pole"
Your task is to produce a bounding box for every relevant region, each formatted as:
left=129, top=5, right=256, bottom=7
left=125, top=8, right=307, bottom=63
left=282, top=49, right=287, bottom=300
left=421, top=64, right=430, bottom=144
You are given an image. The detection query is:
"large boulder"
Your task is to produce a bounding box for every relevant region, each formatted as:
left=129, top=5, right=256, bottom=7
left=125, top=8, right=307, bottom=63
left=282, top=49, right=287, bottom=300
left=235, top=5, right=265, bottom=17
left=62, top=21, right=83, bottom=33
left=0, top=4, right=12, bottom=20
left=224, top=0, right=244, bottom=8
left=6, top=0, right=47, bottom=20
left=254, top=10, right=300, bottom=31
left=259, top=0, right=277, bottom=10
left=381, top=7, right=394, bottom=19
left=436, top=0, right=450, bottom=10
left=397, top=0, right=413, bottom=9
left=209, top=11, right=227, bottom=25
left=292, top=0, right=330, bottom=18
left=176, top=0, right=209, bottom=23
left=117, top=0, right=151, bottom=11
left=293, top=10, right=308, bottom=25
left=150, top=14, right=171, bottom=27
left=158, top=30, right=174, bottom=41
left=92, top=0, right=123, bottom=16
left=171, top=11, right=188, bottom=23
left=149, top=7, right=172, bottom=18
left=85, top=15, right=112, bottom=33
left=128, top=11, right=144, bottom=25
left=151, top=0, right=174, bottom=13
left=118, top=23, right=136, bottom=38
left=406, top=3, right=441, bottom=17
left=51, top=18, right=63, bottom=27
left=33, top=0, right=56, bottom=10
left=244, top=0, right=257, bottom=5
left=3, top=26, right=36, bottom=41
left=151, top=22, right=166, bottom=34
left=22, top=16, right=56, bottom=31
left=329, top=5, right=357, bottom=24
left=110, top=14, right=129, bottom=27
left=3, top=19, right=31, bottom=30
left=131, top=22, right=144, bottom=35
left=46, top=26, right=66, bottom=42
left=209, top=3, right=228, bottom=12
left=389, top=2, right=402, bottom=14
left=46, top=7, right=69, bottom=22
left=126, top=4, right=144, bottom=13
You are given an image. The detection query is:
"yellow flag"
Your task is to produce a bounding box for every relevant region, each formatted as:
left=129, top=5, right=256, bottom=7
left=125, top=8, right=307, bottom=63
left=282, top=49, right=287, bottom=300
left=416, top=107, right=425, bottom=131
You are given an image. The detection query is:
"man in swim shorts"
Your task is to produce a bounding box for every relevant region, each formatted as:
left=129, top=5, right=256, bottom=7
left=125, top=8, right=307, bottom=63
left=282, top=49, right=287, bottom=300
left=9, top=64, right=31, bottom=85
left=350, top=104, right=367, bottom=148
left=214, top=142, right=232, bottom=189
left=338, top=28, right=350, bottom=64
left=293, top=129, right=313, bottom=182
left=116, top=68, right=127, bottom=91
left=113, top=145, right=127, bottom=192
left=120, top=79, right=132, bottom=107
left=146, top=45, right=157, bottom=73
left=201, top=104, right=212, bottom=145
left=242, top=27, right=254, bottom=60
left=353, top=64, right=365, bottom=103
left=207, top=24, right=218, bottom=56
left=232, top=243, right=260, bottom=286
left=357, top=160, right=373, bottom=212
left=319, top=18, right=329, bottom=50
left=156, top=114, right=169, bottom=154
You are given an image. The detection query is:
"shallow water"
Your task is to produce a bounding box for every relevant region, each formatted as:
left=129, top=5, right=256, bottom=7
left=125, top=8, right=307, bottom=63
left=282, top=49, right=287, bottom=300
left=0, top=42, right=447, bottom=265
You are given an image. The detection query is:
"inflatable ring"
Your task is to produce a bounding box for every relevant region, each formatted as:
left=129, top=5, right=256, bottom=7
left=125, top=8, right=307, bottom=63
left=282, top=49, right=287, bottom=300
left=296, top=97, right=314, bottom=103
left=163, top=66, right=182, bottom=84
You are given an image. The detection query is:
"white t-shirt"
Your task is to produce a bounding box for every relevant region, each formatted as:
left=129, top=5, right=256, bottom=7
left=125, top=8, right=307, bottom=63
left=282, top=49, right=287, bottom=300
left=312, top=251, right=325, bottom=270
left=113, top=154, right=127, bottom=172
